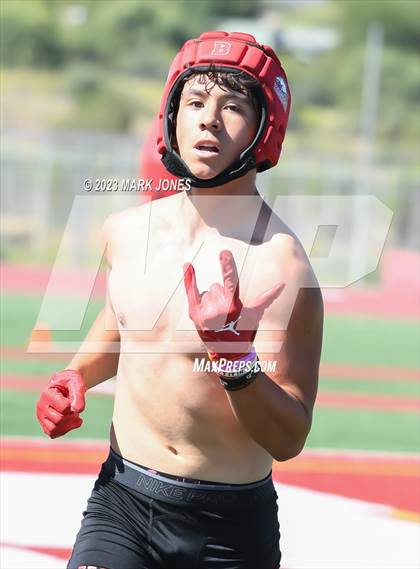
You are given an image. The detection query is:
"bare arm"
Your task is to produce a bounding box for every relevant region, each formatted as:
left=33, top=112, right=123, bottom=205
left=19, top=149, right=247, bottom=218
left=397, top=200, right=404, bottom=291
left=226, top=282, right=323, bottom=462
left=36, top=216, right=121, bottom=437
left=67, top=300, right=120, bottom=390
left=67, top=215, right=121, bottom=389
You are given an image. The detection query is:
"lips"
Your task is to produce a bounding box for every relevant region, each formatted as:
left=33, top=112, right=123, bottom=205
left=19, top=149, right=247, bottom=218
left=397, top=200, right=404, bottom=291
left=194, top=140, right=220, bottom=154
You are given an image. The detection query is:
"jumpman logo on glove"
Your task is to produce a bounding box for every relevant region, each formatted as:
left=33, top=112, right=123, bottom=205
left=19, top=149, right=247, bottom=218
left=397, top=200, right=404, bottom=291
left=183, top=250, right=285, bottom=361
left=215, top=316, right=241, bottom=336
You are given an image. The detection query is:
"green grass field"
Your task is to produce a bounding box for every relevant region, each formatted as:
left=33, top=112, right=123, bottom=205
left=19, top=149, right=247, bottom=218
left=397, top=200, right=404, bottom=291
left=1, top=292, right=419, bottom=452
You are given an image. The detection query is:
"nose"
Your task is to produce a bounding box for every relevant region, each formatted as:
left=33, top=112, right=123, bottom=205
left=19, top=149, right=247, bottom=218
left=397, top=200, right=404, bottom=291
left=199, top=105, right=221, bottom=131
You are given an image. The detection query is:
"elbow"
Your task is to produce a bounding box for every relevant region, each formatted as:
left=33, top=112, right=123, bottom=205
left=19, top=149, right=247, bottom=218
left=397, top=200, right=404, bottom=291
left=271, top=421, right=312, bottom=462
left=271, top=437, right=306, bottom=462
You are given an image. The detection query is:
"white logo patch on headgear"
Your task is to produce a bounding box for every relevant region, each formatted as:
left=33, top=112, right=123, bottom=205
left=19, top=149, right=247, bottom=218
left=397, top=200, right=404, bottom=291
left=211, top=41, right=231, bottom=56
left=273, top=76, right=289, bottom=112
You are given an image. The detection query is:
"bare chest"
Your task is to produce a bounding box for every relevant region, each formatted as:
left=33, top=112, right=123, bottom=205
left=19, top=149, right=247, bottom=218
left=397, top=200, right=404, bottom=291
left=108, top=226, right=280, bottom=348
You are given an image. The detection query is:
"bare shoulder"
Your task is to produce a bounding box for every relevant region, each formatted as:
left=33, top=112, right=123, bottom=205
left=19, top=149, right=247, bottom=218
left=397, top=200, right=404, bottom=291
left=103, top=204, right=141, bottom=229
left=101, top=195, right=182, bottom=266
left=101, top=204, right=147, bottom=266
left=262, top=213, right=317, bottom=286
left=102, top=204, right=147, bottom=239
left=261, top=209, right=323, bottom=318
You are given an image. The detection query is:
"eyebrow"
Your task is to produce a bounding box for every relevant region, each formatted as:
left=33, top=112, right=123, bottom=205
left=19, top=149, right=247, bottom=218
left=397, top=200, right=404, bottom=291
left=182, top=88, right=250, bottom=103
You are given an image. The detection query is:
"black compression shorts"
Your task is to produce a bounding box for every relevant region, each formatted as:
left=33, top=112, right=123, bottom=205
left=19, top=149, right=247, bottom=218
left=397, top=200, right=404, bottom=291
left=67, top=448, right=281, bottom=569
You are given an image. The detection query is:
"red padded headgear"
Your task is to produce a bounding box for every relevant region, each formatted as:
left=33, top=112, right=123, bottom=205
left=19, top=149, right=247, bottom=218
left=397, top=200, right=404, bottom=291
left=157, top=31, right=291, bottom=188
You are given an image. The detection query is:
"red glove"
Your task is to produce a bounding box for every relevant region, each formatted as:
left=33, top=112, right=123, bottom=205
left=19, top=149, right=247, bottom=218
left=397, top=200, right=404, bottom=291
left=183, top=250, right=284, bottom=361
left=36, top=370, right=86, bottom=438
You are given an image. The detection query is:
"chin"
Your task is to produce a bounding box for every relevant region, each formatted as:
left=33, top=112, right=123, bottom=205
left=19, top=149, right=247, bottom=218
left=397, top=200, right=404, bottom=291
left=192, top=170, right=216, bottom=180
left=187, top=163, right=223, bottom=180
left=187, top=164, right=220, bottom=180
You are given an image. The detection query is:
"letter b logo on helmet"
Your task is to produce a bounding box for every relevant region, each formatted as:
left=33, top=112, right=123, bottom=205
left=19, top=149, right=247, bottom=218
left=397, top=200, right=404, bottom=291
left=211, top=41, right=231, bottom=56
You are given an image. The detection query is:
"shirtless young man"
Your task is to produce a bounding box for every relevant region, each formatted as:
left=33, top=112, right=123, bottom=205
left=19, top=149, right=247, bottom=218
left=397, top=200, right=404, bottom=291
left=36, top=32, right=323, bottom=569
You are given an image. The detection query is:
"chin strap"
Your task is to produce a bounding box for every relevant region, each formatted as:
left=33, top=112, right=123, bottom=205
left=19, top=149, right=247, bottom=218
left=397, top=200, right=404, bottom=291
left=161, top=147, right=257, bottom=188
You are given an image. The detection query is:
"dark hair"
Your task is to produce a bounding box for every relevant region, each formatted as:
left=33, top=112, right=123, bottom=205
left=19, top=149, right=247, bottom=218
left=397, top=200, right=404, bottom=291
left=168, top=66, right=261, bottom=141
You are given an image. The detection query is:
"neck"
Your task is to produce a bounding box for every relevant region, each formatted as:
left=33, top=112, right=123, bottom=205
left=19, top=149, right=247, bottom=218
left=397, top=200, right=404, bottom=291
left=179, top=171, right=265, bottom=241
